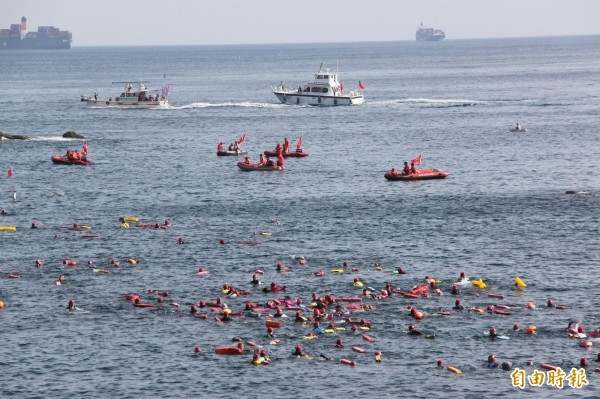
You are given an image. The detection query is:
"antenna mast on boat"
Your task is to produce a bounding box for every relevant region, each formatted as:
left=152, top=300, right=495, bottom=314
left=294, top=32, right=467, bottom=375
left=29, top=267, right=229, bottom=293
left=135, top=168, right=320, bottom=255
left=318, top=62, right=322, bottom=72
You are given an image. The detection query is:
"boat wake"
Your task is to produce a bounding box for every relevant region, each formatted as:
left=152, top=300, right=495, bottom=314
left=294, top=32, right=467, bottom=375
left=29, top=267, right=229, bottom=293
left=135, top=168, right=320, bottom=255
left=173, top=102, right=287, bottom=110
left=370, top=98, right=489, bottom=107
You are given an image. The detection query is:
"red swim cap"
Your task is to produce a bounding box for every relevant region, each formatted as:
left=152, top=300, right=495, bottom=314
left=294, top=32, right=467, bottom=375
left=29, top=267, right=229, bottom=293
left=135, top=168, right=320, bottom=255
left=194, top=346, right=201, bottom=353
left=219, top=239, right=225, bottom=245
left=343, top=261, right=348, bottom=267
left=437, top=360, right=443, bottom=367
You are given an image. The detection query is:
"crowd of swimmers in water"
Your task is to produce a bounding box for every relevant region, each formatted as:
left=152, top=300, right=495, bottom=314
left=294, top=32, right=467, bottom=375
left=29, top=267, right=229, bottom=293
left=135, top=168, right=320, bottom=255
left=53, top=256, right=600, bottom=371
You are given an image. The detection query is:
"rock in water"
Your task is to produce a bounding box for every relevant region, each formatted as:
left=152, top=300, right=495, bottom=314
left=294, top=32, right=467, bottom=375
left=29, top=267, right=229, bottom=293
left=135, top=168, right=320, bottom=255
left=63, top=131, right=85, bottom=139
left=0, top=131, right=30, bottom=140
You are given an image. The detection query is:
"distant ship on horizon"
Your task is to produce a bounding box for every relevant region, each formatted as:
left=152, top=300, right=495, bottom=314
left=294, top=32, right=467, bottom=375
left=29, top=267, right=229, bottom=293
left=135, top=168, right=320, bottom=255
left=0, top=16, right=71, bottom=49
left=416, top=23, right=445, bottom=42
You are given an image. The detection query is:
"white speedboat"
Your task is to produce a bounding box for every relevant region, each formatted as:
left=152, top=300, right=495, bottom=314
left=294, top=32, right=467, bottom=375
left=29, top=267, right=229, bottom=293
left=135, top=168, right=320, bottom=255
left=81, top=81, right=170, bottom=109
left=272, top=65, right=365, bottom=106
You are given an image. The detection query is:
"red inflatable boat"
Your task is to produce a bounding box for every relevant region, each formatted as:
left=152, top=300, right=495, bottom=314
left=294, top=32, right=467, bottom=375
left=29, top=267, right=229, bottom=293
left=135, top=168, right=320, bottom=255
left=263, top=150, right=308, bottom=158
left=237, top=162, right=284, bottom=171
left=384, top=169, right=448, bottom=181
left=51, top=156, right=94, bottom=165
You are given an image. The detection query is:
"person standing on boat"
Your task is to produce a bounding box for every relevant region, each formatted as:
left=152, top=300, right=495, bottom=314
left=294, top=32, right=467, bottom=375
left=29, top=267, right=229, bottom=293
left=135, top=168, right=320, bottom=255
left=283, top=138, right=290, bottom=153
left=94, top=91, right=98, bottom=101
left=259, top=154, right=266, bottom=165
left=277, top=150, right=284, bottom=168
left=410, top=162, right=419, bottom=174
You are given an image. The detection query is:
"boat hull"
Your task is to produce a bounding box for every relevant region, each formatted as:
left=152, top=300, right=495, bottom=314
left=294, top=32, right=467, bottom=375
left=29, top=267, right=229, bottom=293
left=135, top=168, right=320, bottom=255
left=263, top=150, right=308, bottom=158
left=217, top=150, right=248, bottom=156
left=385, top=169, right=448, bottom=181
left=273, top=91, right=364, bottom=106
left=510, top=128, right=527, bottom=132
left=51, top=156, right=93, bottom=165
left=237, top=162, right=284, bottom=171
left=81, top=96, right=170, bottom=109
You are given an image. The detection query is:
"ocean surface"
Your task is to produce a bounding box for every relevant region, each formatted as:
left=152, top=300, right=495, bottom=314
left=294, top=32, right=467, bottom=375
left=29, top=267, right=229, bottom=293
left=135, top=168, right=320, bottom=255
left=1, top=36, right=599, bottom=398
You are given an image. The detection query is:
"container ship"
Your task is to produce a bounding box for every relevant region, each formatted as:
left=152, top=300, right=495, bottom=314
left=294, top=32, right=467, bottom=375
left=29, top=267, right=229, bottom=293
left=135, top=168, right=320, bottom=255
left=415, top=23, right=445, bottom=42
left=0, top=17, right=72, bottom=49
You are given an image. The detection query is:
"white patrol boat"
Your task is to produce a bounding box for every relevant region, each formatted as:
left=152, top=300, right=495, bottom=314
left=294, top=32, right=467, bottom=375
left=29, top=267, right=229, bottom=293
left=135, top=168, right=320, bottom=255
left=272, top=65, right=365, bottom=106
left=81, top=81, right=170, bottom=109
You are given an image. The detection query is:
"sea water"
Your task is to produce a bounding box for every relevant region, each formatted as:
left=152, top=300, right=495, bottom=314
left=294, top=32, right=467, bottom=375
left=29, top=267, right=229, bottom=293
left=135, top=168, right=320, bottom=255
left=1, top=36, right=599, bottom=398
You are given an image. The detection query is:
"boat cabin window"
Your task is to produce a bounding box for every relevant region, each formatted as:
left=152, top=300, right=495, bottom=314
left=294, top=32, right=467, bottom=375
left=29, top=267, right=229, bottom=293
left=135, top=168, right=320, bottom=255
left=317, top=75, right=323, bottom=79
left=324, top=75, right=329, bottom=79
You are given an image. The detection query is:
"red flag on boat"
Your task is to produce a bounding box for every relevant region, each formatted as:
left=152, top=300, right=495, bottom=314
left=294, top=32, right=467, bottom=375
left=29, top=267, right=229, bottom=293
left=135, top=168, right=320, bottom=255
left=7, top=168, right=13, bottom=177
left=358, top=81, right=365, bottom=90
left=411, top=154, right=422, bottom=165
left=82, top=141, right=88, bottom=157
left=296, top=135, right=303, bottom=150
left=237, top=133, right=247, bottom=145
left=340, top=84, right=344, bottom=92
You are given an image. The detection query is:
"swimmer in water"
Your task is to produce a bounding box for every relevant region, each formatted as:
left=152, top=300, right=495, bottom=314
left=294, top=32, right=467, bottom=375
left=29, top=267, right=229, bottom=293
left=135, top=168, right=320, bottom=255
left=294, top=311, right=305, bottom=322
left=66, top=299, right=79, bottom=311
left=408, top=324, right=422, bottom=336
left=313, top=321, right=325, bottom=334
left=487, top=354, right=499, bottom=368
left=335, top=338, right=344, bottom=348
left=453, top=299, right=465, bottom=311
left=488, top=327, right=498, bottom=338
left=293, top=345, right=305, bottom=357
left=251, top=274, right=260, bottom=285
left=450, top=285, right=460, bottom=295
left=458, top=271, right=468, bottom=282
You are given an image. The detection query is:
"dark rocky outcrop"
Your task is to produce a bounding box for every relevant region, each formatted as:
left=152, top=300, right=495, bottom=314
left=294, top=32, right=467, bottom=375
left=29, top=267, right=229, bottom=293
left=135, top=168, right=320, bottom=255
left=0, top=131, right=30, bottom=140
left=63, top=131, right=85, bottom=139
